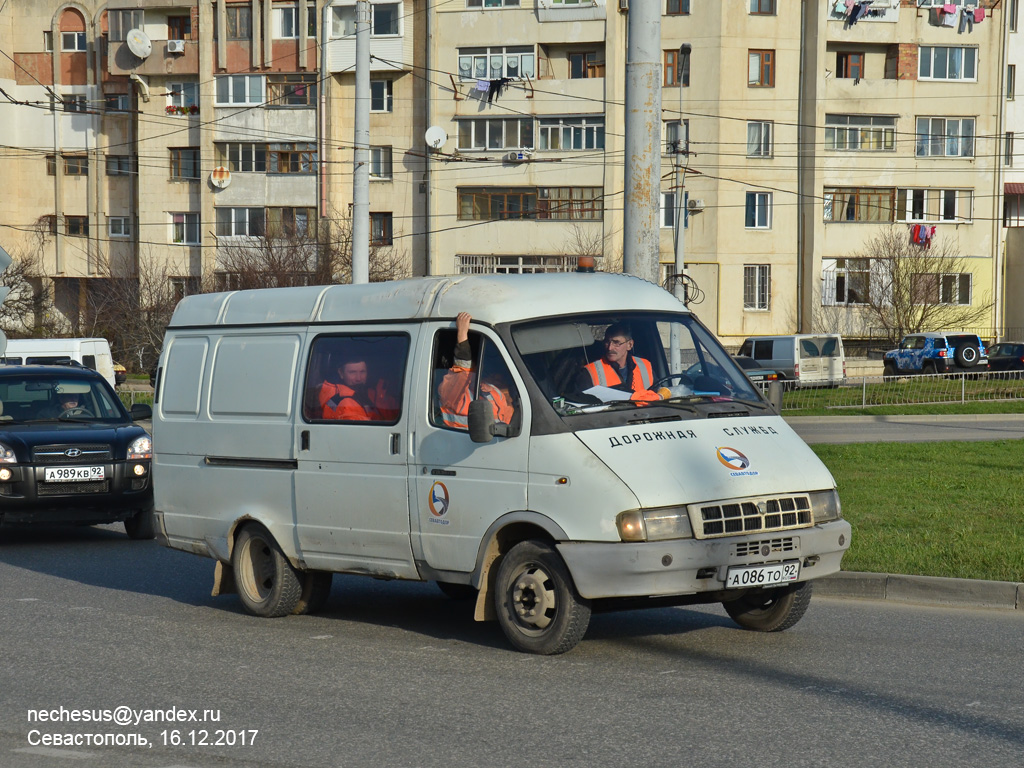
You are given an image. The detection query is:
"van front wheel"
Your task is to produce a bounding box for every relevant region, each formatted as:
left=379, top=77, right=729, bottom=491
left=233, top=523, right=302, bottom=618
left=494, top=541, right=591, bottom=655
left=723, top=581, right=812, bottom=632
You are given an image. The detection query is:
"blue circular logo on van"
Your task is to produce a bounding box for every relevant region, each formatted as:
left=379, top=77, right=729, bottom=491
left=717, top=446, right=750, bottom=470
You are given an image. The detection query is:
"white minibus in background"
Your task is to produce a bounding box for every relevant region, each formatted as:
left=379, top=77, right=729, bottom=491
left=738, top=334, right=846, bottom=387
left=0, top=338, right=117, bottom=389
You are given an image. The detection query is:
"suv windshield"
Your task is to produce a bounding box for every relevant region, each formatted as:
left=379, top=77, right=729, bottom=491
left=511, top=312, right=763, bottom=418
left=0, top=375, right=128, bottom=423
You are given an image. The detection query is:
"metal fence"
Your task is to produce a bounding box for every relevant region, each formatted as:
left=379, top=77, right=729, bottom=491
left=117, top=390, right=154, bottom=409
left=778, top=371, right=1024, bottom=411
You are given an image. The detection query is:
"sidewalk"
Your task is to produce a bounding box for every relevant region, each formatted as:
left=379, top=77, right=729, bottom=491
left=817, top=571, right=1024, bottom=611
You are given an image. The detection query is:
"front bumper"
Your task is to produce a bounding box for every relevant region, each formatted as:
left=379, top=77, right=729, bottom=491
left=557, top=520, right=851, bottom=600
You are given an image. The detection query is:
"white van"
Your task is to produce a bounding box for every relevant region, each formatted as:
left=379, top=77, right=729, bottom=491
left=153, top=273, right=850, bottom=654
left=738, top=334, right=846, bottom=387
left=1, top=338, right=117, bottom=389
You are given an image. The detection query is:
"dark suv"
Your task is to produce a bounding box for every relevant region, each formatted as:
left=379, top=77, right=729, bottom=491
left=0, top=365, right=154, bottom=538
left=883, top=332, right=987, bottom=376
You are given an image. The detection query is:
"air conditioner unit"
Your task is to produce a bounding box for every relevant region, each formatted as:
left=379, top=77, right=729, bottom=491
left=166, top=40, right=185, bottom=54
left=618, top=0, right=628, bottom=11
left=686, top=198, right=705, bottom=212
left=504, top=151, right=529, bottom=163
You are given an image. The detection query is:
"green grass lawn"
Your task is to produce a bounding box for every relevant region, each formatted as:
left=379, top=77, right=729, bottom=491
left=812, top=441, right=1024, bottom=583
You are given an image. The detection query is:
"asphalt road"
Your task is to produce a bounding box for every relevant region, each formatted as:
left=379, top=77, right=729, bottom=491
left=1, top=526, right=1023, bottom=768
left=785, top=413, right=1024, bottom=444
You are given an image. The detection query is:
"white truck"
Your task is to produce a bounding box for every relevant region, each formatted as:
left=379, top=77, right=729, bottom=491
left=153, top=273, right=850, bottom=654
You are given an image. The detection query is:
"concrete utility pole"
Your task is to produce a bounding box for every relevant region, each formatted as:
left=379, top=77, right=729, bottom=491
left=351, top=0, right=371, bottom=284
left=672, top=44, right=691, bottom=305
left=622, top=2, right=662, bottom=284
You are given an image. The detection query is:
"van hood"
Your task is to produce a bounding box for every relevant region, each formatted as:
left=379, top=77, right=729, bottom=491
left=574, top=415, right=834, bottom=508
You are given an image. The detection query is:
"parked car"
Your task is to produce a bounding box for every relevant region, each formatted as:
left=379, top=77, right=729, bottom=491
left=113, top=362, right=127, bottom=387
left=986, top=342, right=1024, bottom=373
left=731, top=355, right=780, bottom=385
left=883, top=332, right=987, bottom=376
left=737, top=334, right=845, bottom=387
left=0, top=365, right=154, bottom=539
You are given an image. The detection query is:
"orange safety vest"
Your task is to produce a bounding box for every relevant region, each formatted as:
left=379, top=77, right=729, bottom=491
left=319, top=380, right=397, bottom=422
left=439, top=368, right=514, bottom=430
left=583, top=357, right=659, bottom=401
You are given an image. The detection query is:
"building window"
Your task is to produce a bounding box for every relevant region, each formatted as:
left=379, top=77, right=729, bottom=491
left=468, top=0, right=522, bottom=6
left=370, top=212, right=393, bottom=246
left=216, top=75, right=263, bottom=105
left=216, top=208, right=265, bottom=237
left=267, top=207, right=316, bottom=239
left=457, top=118, right=533, bottom=150
left=1009, top=65, right=1016, bottom=100
left=267, top=74, right=317, bottom=106
left=823, top=188, right=895, bottom=222
left=537, top=117, right=605, bottom=150
left=663, top=49, right=688, bottom=87
left=1007, top=132, right=1015, bottom=166
left=226, top=6, right=252, bottom=40
left=62, top=95, right=87, bottom=113
left=43, top=31, right=53, bottom=52
left=167, top=15, right=192, bottom=40
left=915, top=117, right=975, bottom=158
left=458, top=46, right=536, bottom=80
left=748, top=50, right=774, bottom=87
left=172, top=213, right=200, bottom=244
left=106, top=155, right=132, bottom=176
left=457, top=187, right=603, bottom=221
left=919, top=46, right=977, bottom=81
left=169, top=147, right=200, bottom=180
left=267, top=143, right=316, bottom=173
left=109, top=10, right=144, bottom=41
left=538, top=188, right=603, bottom=220
left=108, top=217, right=131, bottom=238
left=217, top=143, right=267, bottom=172
left=370, top=146, right=393, bottom=179
left=457, top=254, right=576, bottom=273
left=661, top=192, right=689, bottom=229
left=47, top=154, right=88, bottom=176
left=568, top=52, right=604, bottom=79
left=61, top=32, right=86, bottom=52
left=105, top=93, right=129, bottom=112
left=664, top=120, right=689, bottom=154
left=833, top=258, right=870, bottom=305
left=836, top=52, right=865, bottom=80
left=941, top=274, right=972, bottom=305
left=666, top=0, right=690, bottom=14
left=745, top=192, right=772, bottom=229
left=825, top=114, right=896, bottom=151
left=750, top=0, right=775, bottom=13
left=896, top=189, right=972, bottom=223
left=275, top=5, right=316, bottom=38
left=372, top=3, right=400, bottom=35
left=170, top=276, right=201, bottom=303
left=1004, top=193, right=1024, bottom=226
left=1012, top=0, right=1020, bottom=32
left=65, top=216, right=88, bottom=237
left=168, top=81, right=198, bottom=109
left=747, top=121, right=772, bottom=157
left=371, top=80, right=393, bottom=112
left=743, top=265, right=771, bottom=310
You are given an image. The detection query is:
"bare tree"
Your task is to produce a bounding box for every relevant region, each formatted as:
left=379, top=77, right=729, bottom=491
left=0, top=248, right=66, bottom=338
left=827, top=225, right=993, bottom=345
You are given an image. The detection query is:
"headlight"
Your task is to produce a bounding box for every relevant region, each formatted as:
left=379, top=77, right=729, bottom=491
left=127, top=435, right=153, bottom=460
left=0, top=442, right=17, bottom=464
left=616, top=506, right=693, bottom=542
left=809, top=489, right=842, bottom=523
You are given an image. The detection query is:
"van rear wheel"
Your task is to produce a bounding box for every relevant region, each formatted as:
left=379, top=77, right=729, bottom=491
left=723, top=581, right=812, bottom=632
left=494, top=540, right=591, bottom=655
left=233, top=523, right=302, bottom=618
left=292, top=571, right=333, bottom=615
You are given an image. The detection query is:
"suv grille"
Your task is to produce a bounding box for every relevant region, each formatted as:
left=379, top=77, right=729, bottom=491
left=32, top=444, right=112, bottom=464
left=735, top=537, right=796, bottom=558
left=692, top=495, right=812, bottom=539
left=38, top=481, right=110, bottom=496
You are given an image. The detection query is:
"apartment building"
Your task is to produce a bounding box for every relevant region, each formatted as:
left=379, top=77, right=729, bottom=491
left=0, top=0, right=1014, bottom=347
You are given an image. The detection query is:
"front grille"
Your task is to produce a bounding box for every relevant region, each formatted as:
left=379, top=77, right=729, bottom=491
left=38, top=480, right=110, bottom=496
left=32, top=444, right=112, bottom=464
left=735, top=537, right=796, bottom=558
left=693, top=495, right=812, bottom=539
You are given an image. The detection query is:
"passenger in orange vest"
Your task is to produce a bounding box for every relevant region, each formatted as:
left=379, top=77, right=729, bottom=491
left=319, top=356, right=398, bottom=421
left=439, top=312, right=516, bottom=430
left=578, top=322, right=662, bottom=402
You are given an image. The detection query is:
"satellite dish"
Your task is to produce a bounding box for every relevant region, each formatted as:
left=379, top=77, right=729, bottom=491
left=210, top=167, right=231, bottom=189
left=126, top=29, right=152, bottom=59
left=425, top=126, right=448, bottom=150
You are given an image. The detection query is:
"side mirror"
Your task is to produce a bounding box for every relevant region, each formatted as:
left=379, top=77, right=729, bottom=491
left=130, top=403, right=152, bottom=421
left=467, top=398, right=510, bottom=443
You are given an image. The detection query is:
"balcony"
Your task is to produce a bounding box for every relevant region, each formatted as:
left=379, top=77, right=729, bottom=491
left=108, top=38, right=198, bottom=77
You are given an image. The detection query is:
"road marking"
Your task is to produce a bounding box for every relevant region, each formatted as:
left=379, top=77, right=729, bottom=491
left=15, top=598, right=39, bottom=602
left=310, top=635, right=333, bottom=640
left=14, top=746, right=94, bottom=759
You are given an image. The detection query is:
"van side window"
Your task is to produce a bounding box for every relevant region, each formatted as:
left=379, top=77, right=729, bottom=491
left=82, top=355, right=97, bottom=370
left=303, top=334, right=409, bottom=424
left=429, top=329, right=519, bottom=432
left=753, top=340, right=773, bottom=360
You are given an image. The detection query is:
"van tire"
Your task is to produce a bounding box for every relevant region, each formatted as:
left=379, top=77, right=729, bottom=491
left=437, top=581, right=477, bottom=600
left=233, top=523, right=302, bottom=618
left=124, top=508, right=155, bottom=540
left=723, top=581, right=812, bottom=632
left=494, top=540, right=591, bottom=655
left=292, top=571, right=333, bottom=615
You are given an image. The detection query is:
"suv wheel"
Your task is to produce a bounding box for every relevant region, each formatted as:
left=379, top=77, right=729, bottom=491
left=955, top=346, right=979, bottom=368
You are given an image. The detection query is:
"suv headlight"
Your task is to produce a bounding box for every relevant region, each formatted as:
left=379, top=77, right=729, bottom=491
left=0, top=442, right=17, bottom=464
left=616, top=506, right=694, bottom=542
left=809, top=489, right=842, bottom=523
left=127, top=435, right=153, bottom=460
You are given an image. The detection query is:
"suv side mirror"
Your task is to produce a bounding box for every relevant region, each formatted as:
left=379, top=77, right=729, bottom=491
left=130, top=403, right=152, bottom=421
left=467, top=398, right=510, bottom=443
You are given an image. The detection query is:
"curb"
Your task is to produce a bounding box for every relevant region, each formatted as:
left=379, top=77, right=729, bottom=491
left=784, top=413, right=1024, bottom=426
left=817, top=571, right=1023, bottom=610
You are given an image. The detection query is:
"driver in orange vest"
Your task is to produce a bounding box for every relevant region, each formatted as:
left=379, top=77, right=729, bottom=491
left=319, top=355, right=398, bottom=422
left=578, top=322, right=662, bottom=402
left=438, top=312, right=515, bottom=430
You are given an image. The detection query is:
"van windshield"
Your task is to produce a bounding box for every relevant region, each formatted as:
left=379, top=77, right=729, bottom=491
left=511, top=312, right=764, bottom=418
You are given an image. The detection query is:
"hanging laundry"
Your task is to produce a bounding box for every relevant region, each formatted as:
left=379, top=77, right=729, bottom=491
left=974, top=7, right=986, bottom=23
left=834, top=0, right=846, bottom=15
left=959, top=7, right=974, bottom=33
left=486, top=78, right=512, bottom=104
left=941, top=8, right=958, bottom=27
left=942, top=3, right=957, bottom=12
left=475, top=79, right=489, bottom=92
